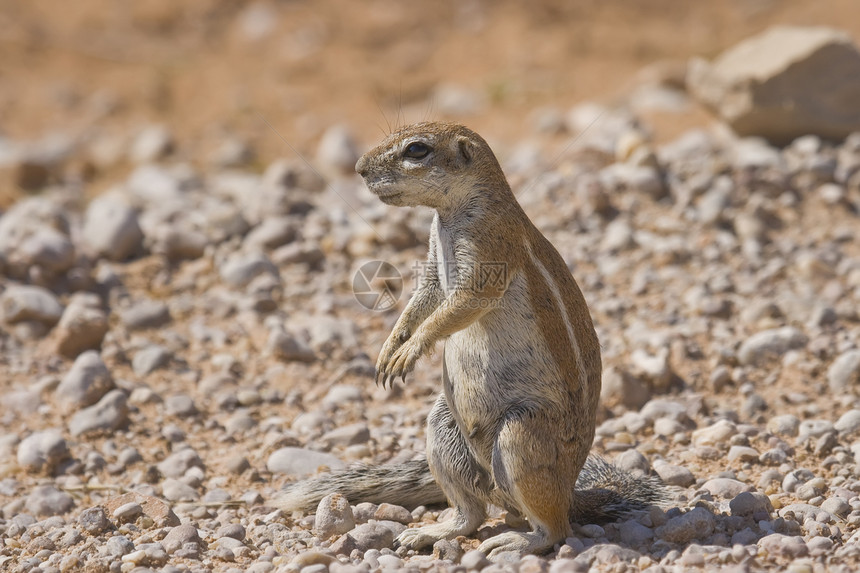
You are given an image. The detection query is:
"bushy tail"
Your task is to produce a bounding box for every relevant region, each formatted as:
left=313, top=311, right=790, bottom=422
left=572, top=454, right=669, bottom=524
left=273, top=457, right=446, bottom=513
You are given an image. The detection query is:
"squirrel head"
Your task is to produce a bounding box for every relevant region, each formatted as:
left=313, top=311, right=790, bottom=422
left=355, top=121, right=509, bottom=213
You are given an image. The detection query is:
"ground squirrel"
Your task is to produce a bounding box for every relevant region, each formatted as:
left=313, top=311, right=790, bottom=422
left=276, top=121, right=664, bottom=557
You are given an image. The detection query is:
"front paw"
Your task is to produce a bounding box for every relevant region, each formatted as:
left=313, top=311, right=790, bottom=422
left=375, top=332, right=407, bottom=387
left=377, top=336, right=425, bottom=388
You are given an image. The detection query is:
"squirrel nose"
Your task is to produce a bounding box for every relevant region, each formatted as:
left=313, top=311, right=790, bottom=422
left=355, top=155, right=368, bottom=176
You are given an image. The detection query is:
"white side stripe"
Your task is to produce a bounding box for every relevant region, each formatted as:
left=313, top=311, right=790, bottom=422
left=525, top=242, right=589, bottom=400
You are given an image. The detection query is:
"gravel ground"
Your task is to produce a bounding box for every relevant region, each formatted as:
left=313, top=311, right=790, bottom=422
left=1, top=99, right=860, bottom=573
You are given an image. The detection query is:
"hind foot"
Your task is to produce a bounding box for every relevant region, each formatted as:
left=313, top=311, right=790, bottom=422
left=396, top=508, right=484, bottom=551
left=478, top=530, right=554, bottom=559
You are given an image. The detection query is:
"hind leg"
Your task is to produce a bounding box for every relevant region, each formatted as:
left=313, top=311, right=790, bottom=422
left=478, top=415, right=575, bottom=558
left=397, top=394, right=489, bottom=550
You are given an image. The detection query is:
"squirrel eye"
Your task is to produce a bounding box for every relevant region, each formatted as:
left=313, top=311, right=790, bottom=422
left=403, top=142, right=431, bottom=160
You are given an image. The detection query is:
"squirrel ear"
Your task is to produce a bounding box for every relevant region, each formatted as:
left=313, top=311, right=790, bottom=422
left=456, top=136, right=474, bottom=168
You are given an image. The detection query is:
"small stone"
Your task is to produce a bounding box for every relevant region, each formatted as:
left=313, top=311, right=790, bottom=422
left=53, top=295, right=109, bottom=358
left=68, top=389, right=128, bottom=436
left=119, top=299, right=171, bottom=330
left=224, top=455, right=251, bottom=475
left=106, top=534, right=135, bottom=557
left=614, top=449, right=651, bottom=474
left=377, top=554, right=405, bottom=569
left=758, top=533, right=809, bottom=559
left=654, top=461, right=695, bottom=487
left=266, top=327, right=316, bottom=362
left=163, top=523, right=201, bottom=550
left=82, top=197, right=144, bottom=261
left=348, top=522, right=395, bottom=551
left=639, top=399, right=689, bottom=422
left=161, top=478, right=199, bottom=501
left=316, top=125, right=360, bottom=174
left=655, top=507, right=715, bottom=544
left=220, top=252, right=279, bottom=288
left=56, top=350, right=114, bottom=411
left=727, top=445, right=760, bottom=463
left=217, top=523, right=246, bottom=541
left=164, top=394, right=197, bottom=416
left=25, top=485, right=75, bottom=516
left=461, top=549, right=491, bottom=570
left=321, top=423, right=371, bottom=448
left=267, top=447, right=345, bottom=476
left=579, top=524, right=605, bottom=538
left=132, top=345, right=171, bottom=376
left=149, top=226, right=208, bottom=261
left=17, top=430, right=69, bottom=472
left=820, top=497, right=850, bottom=518
left=157, top=448, right=204, bottom=478
left=1, top=284, right=63, bottom=326
left=600, top=367, right=651, bottom=411
left=692, top=419, right=736, bottom=446
left=113, top=502, right=143, bottom=523
left=291, top=551, right=336, bottom=568
left=314, top=493, right=355, bottom=540
left=602, top=218, right=636, bottom=251
left=654, top=417, right=686, bottom=436
left=702, top=478, right=754, bottom=498
left=130, top=125, right=173, bottom=163
left=374, top=503, right=413, bottom=525
left=272, top=241, right=325, bottom=266
left=78, top=506, right=112, bottom=534
left=433, top=538, right=463, bottom=562
left=244, top=217, right=299, bottom=251
left=807, top=535, right=834, bottom=555
left=835, top=410, right=860, bottom=434
left=618, top=519, right=654, bottom=547
left=827, top=350, right=860, bottom=392
left=729, top=491, right=774, bottom=517
left=103, top=492, right=180, bottom=527
left=798, top=420, right=834, bottom=443
left=767, top=414, right=801, bottom=437
left=737, top=327, right=808, bottom=366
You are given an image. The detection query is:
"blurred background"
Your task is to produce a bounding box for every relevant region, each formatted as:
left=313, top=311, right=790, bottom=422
left=2, top=0, right=859, bottom=207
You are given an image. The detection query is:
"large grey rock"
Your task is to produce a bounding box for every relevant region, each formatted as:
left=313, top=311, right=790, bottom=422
left=1, top=284, right=63, bottom=326
left=688, top=26, right=860, bottom=144
left=68, top=389, right=128, bottom=436
left=82, top=197, right=144, bottom=261
left=56, top=350, right=114, bottom=411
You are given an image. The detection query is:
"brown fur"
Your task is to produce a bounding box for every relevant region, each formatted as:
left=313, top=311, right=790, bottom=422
left=274, top=122, right=665, bottom=560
